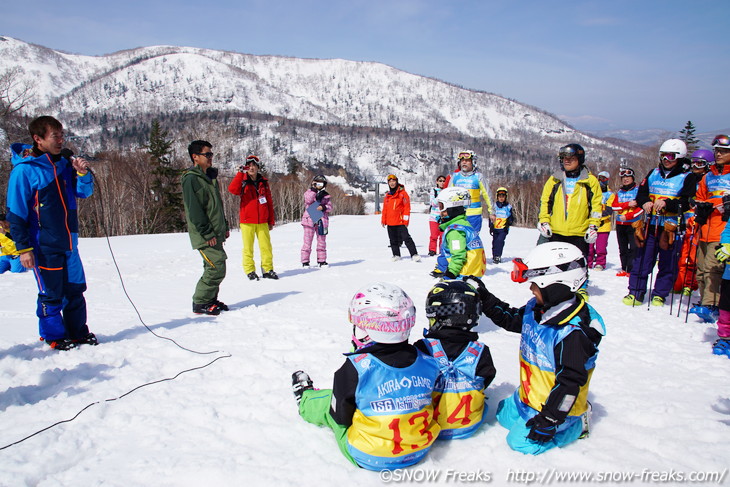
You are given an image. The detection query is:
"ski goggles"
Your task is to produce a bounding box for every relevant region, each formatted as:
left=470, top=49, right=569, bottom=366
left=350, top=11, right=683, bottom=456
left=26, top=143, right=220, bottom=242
left=619, top=168, right=635, bottom=177
left=496, top=191, right=507, bottom=197
left=386, top=174, right=398, bottom=181
left=457, top=152, right=474, bottom=160
left=511, top=257, right=584, bottom=284
left=691, top=159, right=709, bottom=169
left=660, top=152, right=678, bottom=162
left=245, top=155, right=260, bottom=165
left=712, top=135, right=730, bottom=148
left=558, top=146, right=581, bottom=159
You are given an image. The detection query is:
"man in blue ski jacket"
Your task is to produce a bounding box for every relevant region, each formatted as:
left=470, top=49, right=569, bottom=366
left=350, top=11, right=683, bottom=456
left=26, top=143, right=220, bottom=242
left=6, top=116, right=98, bottom=350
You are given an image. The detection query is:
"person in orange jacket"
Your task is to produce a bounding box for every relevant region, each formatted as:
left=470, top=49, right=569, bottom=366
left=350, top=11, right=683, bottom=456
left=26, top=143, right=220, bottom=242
left=689, top=148, right=726, bottom=321
left=381, top=174, right=420, bottom=262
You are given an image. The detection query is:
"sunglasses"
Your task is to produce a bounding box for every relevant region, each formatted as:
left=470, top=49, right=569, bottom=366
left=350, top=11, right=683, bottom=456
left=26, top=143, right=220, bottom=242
left=458, top=152, right=473, bottom=160
left=712, top=135, right=730, bottom=148
left=660, top=152, right=678, bottom=162
left=511, top=257, right=584, bottom=284
left=619, top=169, right=634, bottom=177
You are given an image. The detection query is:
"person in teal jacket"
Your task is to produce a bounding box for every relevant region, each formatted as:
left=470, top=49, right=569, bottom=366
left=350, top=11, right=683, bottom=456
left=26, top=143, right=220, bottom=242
left=431, top=187, right=486, bottom=279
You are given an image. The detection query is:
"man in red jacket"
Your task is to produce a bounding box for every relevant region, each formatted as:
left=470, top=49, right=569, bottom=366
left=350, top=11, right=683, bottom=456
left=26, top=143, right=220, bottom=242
left=228, top=155, right=278, bottom=280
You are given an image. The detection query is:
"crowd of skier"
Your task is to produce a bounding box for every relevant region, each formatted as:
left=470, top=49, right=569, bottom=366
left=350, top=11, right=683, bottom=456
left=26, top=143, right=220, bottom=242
left=2, top=115, right=728, bottom=470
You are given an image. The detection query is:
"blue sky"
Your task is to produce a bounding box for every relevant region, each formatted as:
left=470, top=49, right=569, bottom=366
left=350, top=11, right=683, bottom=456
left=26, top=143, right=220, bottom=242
left=2, top=0, right=728, bottom=133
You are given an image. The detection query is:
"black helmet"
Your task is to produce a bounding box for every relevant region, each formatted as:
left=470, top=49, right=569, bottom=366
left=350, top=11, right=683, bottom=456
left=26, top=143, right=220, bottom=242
left=559, top=143, right=585, bottom=166
left=425, top=280, right=482, bottom=331
left=312, top=174, right=327, bottom=189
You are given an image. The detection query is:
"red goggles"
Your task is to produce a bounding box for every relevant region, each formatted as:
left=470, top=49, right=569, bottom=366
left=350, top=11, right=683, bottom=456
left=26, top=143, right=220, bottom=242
left=511, top=258, right=529, bottom=283
left=660, top=152, right=678, bottom=162
left=511, top=257, right=585, bottom=284
left=712, top=135, right=730, bottom=148
left=619, top=168, right=634, bottom=177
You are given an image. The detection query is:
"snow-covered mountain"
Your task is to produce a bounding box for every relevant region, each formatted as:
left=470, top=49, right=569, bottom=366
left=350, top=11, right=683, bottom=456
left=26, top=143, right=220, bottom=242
left=0, top=36, right=635, bottom=190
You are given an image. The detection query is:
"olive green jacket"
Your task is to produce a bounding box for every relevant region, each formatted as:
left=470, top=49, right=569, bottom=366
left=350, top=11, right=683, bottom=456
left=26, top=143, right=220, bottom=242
left=182, top=165, right=228, bottom=249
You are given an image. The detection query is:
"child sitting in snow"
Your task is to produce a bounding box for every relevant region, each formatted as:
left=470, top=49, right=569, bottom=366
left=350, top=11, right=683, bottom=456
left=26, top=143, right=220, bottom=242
left=470, top=242, right=605, bottom=455
left=430, top=187, right=486, bottom=280
left=0, top=213, right=27, bottom=274
left=291, top=282, right=440, bottom=470
left=415, top=279, right=496, bottom=439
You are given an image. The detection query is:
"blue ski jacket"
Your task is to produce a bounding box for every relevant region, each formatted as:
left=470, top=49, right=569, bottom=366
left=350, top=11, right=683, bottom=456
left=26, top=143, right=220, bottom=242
left=7, top=143, right=93, bottom=256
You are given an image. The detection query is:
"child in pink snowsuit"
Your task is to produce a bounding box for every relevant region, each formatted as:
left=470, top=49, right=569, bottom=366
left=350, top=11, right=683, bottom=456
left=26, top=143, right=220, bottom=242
left=301, top=175, right=332, bottom=267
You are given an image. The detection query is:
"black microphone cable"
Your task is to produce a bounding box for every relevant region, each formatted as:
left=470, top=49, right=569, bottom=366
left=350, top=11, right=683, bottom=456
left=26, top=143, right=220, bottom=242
left=0, top=155, right=232, bottom=451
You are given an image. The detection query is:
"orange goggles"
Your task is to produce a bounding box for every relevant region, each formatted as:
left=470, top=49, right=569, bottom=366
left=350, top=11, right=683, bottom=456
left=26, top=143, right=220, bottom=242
left=387, top=174, right=398, bottom=181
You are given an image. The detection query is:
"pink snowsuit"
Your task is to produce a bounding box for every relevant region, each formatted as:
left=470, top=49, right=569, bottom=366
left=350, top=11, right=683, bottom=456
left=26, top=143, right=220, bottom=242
left=301, top=188, right=332, bottom=264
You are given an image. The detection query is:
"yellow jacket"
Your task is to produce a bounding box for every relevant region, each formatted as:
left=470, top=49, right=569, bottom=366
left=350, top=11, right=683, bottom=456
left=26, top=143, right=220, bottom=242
left=539, top=168, right=603, bottom=237
left=1, top=232, right=21, bottom=256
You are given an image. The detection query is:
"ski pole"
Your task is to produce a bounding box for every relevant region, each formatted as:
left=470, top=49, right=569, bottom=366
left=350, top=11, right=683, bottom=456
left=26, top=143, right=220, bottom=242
left=669, top=204, right=684, bottom=316
left=646, top=213, right=662, bottom=311
left=631, top=211, right=650, bottom=307
left=685, top=224, right=704, bottom=323
left=677, top=227, right=697, bottom=318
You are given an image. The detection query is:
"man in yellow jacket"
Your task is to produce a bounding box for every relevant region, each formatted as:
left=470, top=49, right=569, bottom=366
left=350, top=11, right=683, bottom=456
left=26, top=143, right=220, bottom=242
left=538, top=144, right=602, bottom=299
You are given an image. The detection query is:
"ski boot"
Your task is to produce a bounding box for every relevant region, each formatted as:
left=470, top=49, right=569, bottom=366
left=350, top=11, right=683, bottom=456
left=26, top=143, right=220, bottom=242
left=247, top=272, right=260, bottom=281
left=318, top=261, right=329, bottom=268
left=689, top=305, right=719, bottom=323
left=292, top=370, right=314, bottom=404
left=712, top=338, right=730, bottom=357
left=43, top=337, right=78, bottom=351
left=193, top=302, right=222, bottom=316
left=74, top=332, right=99, bottom=346
left=622, top=294, right=643, bottom=306
left=262, top=270, right=279, bottom=280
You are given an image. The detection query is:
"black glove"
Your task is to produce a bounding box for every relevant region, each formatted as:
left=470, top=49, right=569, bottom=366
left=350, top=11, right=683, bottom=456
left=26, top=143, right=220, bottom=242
left=463, top=275, right=490, bottom=306
left=694, top=201, right=713, bottom=226
left=489, top=228, right=494, bottom=236
left=526, top=413, right=560, bottom=443
left=443, top=270, right=457, bottom=280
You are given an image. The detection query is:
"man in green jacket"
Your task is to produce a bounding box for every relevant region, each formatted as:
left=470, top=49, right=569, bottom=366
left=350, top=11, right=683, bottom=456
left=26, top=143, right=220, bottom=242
left=182, top=140, right=230, bottom=315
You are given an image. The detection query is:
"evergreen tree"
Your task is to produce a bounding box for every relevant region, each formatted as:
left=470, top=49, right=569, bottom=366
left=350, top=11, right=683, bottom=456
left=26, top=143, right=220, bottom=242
left=145, top=119, right=185, bottom=233
left=679, top=121, right=700, bottom=154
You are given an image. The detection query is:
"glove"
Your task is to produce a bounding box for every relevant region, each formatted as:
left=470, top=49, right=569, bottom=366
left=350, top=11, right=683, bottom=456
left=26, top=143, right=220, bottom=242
left=660, top=221, right=678, bottom=250
left=441, top=270, right=457, bottom=281
left=716, top=244, right=730, bottom=263
left=537, top=222, right=552, bottom=238
left=526, top=413, right=560, bottom=443
left=584, top=224, right=598, bottom=244
left=694, top=201, right=713, bottom=226
left=463, top=275, right=490, bottom=306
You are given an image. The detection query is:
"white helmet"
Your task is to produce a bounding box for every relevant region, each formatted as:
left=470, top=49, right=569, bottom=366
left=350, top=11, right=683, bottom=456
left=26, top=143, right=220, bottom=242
left=597, top=171, right=610, bottom=179
left=659, top=139, right=687, bottom=159
left=436, top=186, right=471, bottom=209
left=513, top=242, right=587, bottom=292
left=348, top=282, right=416, bottom=345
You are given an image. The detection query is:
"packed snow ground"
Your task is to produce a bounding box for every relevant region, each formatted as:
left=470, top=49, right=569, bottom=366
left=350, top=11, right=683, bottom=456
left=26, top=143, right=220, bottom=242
left=0, top=213, right=728, bottom=486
